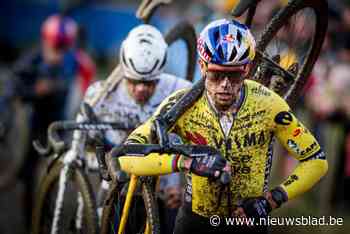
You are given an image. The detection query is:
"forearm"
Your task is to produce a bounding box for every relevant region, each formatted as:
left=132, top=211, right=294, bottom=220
left=118, top=153, right=182, bottom=176
left=280, top=158, right=328, bottom=200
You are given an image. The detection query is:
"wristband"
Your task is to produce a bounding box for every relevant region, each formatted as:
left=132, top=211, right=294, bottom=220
left=172, top=154, right=184, bottom=172
left=270, top=186, right=288, bottom=208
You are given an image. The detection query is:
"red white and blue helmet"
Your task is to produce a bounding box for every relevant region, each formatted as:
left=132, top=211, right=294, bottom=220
left=41, top=14, right=78, bottom=50
left=197, top=19, right=256, bottom=66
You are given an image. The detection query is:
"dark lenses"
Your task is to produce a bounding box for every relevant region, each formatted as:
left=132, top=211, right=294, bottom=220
left=126, top=78, right=159, bottom=86
left=206, top=71, right=244, bottom=83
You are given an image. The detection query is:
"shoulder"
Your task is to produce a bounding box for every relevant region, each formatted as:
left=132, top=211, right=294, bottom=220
left=245, top=79, right=289, bottom=111
left=158, top=73, right=192, bottom=90
left=84, top=80, right=104, bottom=101
left=148, top=73, right=192, bottom=106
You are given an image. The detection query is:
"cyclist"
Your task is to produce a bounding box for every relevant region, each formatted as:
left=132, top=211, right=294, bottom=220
left=13, top=14, right=95, bottom=228
left=66, top=24, right=191, bottom=232
left=109, top=19, right=328, bottom=234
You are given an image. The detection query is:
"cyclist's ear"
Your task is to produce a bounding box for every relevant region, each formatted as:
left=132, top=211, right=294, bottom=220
left=198, top=59, right=207, bottom=73
left=243, top=63, right=252, bottom=77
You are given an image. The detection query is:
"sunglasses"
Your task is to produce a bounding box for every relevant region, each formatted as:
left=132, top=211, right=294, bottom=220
left=125, top=77, right=159, bottom=86
left=206, top=70, right=245, bottom=84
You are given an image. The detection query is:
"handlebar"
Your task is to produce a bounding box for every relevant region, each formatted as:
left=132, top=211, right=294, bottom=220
left=136, top=0, right=172, bottom=23
left=33, top=120, right=137, bottom=156
left=109, top=143, right=231, bottom=185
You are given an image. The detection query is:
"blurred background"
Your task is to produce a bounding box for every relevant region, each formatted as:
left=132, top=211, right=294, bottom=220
left=0, top=0, right=349, bottom=233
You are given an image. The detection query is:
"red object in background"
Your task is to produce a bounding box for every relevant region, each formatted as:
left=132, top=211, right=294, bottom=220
left=76, top=49, right=96, bottom=94
left=303, top=74, right=316, bottom=94
left=41, top=14, right=78, bottom=50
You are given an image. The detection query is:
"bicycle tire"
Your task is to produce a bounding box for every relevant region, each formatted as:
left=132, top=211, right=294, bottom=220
left=0, top=100, right=29, bottom=190
left=32, top=160, right=98, bottom=234
left=251, top=0, right=327, bottom=107
left=100, top=178, right=160, bottom=234
left=165, top=21, right=197, bottom=82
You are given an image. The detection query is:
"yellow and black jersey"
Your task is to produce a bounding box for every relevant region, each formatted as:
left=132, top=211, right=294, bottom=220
left=119, top=79, right=328, bottom=217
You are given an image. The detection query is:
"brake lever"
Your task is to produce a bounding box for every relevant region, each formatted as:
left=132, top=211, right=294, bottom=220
left=32, top=139, right=52, bottom=156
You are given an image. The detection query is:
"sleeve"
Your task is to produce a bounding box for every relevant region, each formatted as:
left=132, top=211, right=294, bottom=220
left=117, top=89, right=189, bottom=176
left=272, top=95, right=328, bottom=200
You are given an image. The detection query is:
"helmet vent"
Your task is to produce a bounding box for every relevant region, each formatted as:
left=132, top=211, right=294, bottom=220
left=129, top=58, right=159, bottom=75
left=140, top=38, right=151, bottom=44
left=240, top=47, right=250, bottom=61
left=229, top=46, right=238, bottom=62
left=217, top=45, right=225, bottom=60
left=236, top=30, right=242, bottom=46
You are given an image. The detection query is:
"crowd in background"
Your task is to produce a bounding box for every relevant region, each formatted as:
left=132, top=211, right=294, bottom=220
left=1, top=0, right=350, bottom=233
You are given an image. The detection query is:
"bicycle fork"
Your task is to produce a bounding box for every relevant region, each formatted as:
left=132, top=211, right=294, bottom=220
left=117, top=174, right=151, bottom=234
left=51, top=165, right=70, bottom=234
left=118, top=174, right=138, bottom=234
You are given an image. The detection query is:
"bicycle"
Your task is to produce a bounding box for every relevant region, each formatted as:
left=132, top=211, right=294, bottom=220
left=98, top=130, right=231, bottom=234
left=232, top=0, right=328, bottom=107
left=96, top=1, right=329, bottom=233
left=138, top=0, right=327, bottom=124
left=31, top=106, right=137, bottom=234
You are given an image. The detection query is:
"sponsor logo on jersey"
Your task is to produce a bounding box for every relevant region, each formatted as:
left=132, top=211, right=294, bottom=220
left=292, top=127, right=302, bottom=137
left=275, top=111, right=293, bottom=125
left=213, top=130, right=267, bottom=150
left=251, top=86, right=271, bottom=96
left=185, top=131, right=208, bottom=145
left=283, top=174, right=299, bottom=186
left=287, top=139, right=318, bottom=156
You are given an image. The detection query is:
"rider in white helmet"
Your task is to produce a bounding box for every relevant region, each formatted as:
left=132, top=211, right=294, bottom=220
left=66, top=24, right=191, bottom=222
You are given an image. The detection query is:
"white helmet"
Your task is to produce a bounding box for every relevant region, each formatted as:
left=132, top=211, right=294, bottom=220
left=120, top=24, right=168, bottom=81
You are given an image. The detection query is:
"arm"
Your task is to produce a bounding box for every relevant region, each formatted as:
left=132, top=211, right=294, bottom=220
left=235, top=97, right=328, bottom=219
left=274, top=109, right=328, bottom=200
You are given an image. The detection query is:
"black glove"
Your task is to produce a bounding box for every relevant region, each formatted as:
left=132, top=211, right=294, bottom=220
left=190, top=153, right=227, bottom=178
left=238, top=197, right=272, bottom=219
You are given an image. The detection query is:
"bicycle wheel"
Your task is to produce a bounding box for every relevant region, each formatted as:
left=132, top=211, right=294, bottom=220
left=100, top=177, right=160, bottom=234
left=165, top=21, right=197, bottom=82
left=0, top=69, right=29, bottom=190
left=250, top=0, right=327, bottom=107
left=32, top=160, right=98, bottom=234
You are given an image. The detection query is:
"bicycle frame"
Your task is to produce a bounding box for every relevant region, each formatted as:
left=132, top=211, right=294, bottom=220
left=102, top=142, right=231, bottom=234
left=117, top=174, right=149, bottom=234
left=35, top=119, right=136, bottom=234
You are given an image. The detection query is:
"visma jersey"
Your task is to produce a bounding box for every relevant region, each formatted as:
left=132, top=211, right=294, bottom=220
left=127, top=79, right=325, bottom=217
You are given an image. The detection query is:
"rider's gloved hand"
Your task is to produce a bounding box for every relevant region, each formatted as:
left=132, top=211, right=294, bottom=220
left=235, top=196, right=272, bottom=219
left=186, top=153, right=227, bottom=178
left=234, top=186, right=288, bottom=219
